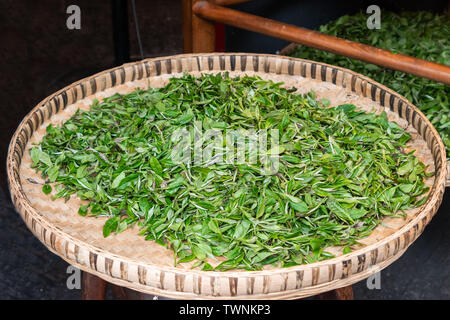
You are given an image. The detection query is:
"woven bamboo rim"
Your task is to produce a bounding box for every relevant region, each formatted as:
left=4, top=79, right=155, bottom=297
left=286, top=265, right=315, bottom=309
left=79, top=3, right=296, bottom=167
left=7, top=53, right=447, bottom=299
left=279, top=43, right=450, bottom=187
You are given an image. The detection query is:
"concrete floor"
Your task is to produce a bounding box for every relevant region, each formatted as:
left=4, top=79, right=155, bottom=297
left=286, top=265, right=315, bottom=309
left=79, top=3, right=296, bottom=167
left=0, top=187, right=448, bottom=300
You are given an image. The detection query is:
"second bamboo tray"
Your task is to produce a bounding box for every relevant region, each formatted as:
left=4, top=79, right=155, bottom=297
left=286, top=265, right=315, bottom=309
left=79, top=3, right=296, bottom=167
left=279, top=43, right=450, bottom=187
left=7, top=53, right=447, bottom=299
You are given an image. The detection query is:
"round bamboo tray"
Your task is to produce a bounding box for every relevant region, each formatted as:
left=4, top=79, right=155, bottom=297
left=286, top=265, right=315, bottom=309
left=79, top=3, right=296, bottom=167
left=279, top=43, right=450, bottom=187
left=7, top=53, right=447, bottom=299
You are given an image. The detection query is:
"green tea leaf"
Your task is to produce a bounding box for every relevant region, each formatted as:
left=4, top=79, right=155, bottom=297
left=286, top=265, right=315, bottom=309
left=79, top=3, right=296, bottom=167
left=42, top=184, right=52, bottom=195
left=111, top=172, right=126, bottom=189
left=30, top=72, right=431, bottom=271
left=289, top=200, right=309, bottom=213
left=149, top=156, right=163, bottom=176
left=103, top=216, right=120, bottom=237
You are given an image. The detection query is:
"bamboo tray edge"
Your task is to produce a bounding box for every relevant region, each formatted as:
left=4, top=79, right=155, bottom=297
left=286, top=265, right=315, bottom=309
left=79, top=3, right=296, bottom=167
left=7, top=53, right=447, bottom=299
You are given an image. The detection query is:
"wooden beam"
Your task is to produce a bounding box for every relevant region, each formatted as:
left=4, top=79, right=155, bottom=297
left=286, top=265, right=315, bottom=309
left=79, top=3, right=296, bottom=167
left=193, top=1, right=450, bottom=84
left=182, top=0, right=193, bottom=53
left=213, top=0, right=253, bottom=6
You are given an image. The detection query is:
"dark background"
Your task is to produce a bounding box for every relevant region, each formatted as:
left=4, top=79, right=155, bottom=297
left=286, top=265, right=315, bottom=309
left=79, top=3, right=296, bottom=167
left=0, top=0, right=448, bottom=299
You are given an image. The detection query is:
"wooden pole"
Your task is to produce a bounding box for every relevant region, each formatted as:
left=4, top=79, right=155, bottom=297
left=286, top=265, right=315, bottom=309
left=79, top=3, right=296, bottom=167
left=182, top=0, right=193, bottom=53
left=192, top=0, right=216, bottom=53
left=193, top=1, right=450, bottom=84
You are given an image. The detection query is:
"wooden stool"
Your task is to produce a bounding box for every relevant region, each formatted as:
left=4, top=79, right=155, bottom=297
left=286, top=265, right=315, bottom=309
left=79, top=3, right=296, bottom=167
left=81, top=272, right=354, bottom=300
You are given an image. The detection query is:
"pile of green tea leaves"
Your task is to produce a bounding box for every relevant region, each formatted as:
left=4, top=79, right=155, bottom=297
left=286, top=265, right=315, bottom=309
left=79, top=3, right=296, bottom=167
left=288, top=11, right=450, bottom=159
left=30, top=73, right=431, bottom=271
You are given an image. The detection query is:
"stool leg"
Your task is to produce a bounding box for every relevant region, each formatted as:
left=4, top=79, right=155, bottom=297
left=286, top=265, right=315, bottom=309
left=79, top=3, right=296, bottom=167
left=110, top=283, right=129, bottom=300
left=315, top=285, right=354, bottom=300
left=81, top=272, right=107, bottom=300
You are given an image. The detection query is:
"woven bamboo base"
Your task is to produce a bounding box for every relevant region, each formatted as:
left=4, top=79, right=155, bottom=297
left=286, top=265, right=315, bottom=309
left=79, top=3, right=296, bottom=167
left=7, top=53, right=447, bottom=299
